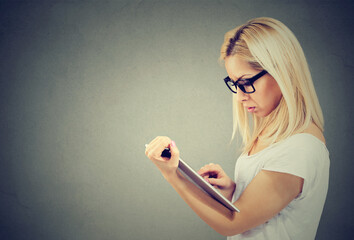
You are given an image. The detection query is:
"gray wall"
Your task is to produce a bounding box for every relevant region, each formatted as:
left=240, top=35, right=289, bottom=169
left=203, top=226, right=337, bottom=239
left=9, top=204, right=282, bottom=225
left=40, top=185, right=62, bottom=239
left=1, top=0, right=353, bottom=239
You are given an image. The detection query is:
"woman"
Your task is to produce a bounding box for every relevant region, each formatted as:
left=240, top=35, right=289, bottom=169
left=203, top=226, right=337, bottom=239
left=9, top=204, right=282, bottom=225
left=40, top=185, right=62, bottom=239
left=145, top=17, right=329, bottom=240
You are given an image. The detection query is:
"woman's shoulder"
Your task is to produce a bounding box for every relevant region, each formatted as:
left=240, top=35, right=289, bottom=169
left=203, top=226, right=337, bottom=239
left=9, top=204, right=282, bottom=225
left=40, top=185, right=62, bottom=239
left=276, top=124, right=328, bottom=158
left=278, top=122, right=326, bottom=148
left=301, top=122, right=326, bottom=145
left=245, top=123, right=326, bottom=158
left=268, top=123, right=328, bottom=156
left=261, top=125, right=329, bottom=174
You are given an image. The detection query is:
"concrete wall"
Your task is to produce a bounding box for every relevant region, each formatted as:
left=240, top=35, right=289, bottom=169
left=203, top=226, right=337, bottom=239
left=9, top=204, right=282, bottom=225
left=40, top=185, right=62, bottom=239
left=1, top=0, right=353, bottom=239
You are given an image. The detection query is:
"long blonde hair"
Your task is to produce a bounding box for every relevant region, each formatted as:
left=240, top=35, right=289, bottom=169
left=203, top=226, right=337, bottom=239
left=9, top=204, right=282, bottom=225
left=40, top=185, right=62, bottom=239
left=219, top=17, right=324, bottom=154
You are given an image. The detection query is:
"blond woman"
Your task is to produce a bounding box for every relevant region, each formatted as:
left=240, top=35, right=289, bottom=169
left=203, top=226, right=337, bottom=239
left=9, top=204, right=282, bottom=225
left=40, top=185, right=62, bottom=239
left=145, top=17, right=329, bottom=240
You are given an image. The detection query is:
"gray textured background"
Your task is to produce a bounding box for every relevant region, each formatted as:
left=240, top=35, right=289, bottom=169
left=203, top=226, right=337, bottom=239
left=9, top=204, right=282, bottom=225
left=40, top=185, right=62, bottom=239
left=1, top=0, right=353, bottom=239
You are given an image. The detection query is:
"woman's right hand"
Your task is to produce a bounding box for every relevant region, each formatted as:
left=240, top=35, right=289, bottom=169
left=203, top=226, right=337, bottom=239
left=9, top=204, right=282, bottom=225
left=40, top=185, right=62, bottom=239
left=145, top=136, right=180, bottom=180
left=197, top=163, right=236, bottom=201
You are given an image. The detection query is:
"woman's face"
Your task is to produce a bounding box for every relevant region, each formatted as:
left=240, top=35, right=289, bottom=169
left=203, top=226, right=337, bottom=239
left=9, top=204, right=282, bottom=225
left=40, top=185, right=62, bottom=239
left=224, top=55, right=283, bottom=117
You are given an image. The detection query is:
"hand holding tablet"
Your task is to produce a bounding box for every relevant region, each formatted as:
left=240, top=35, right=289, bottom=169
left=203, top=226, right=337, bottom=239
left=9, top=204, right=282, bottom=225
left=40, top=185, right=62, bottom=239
left=145, top=144, right=240, bottom=212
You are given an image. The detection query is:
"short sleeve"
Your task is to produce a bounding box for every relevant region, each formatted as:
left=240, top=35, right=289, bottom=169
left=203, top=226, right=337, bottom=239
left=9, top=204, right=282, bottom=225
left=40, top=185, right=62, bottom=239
left=262, top=134, right=326, bottom=198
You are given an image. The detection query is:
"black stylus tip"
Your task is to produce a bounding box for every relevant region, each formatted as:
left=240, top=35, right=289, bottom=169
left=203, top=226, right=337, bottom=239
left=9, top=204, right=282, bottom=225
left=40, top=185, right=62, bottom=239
left=161, top=148, right=171, bottom=158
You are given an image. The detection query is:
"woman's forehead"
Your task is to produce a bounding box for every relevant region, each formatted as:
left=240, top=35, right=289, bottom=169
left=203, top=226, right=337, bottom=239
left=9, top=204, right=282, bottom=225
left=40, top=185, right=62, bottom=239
left=225, top=55, right=257, bottom=79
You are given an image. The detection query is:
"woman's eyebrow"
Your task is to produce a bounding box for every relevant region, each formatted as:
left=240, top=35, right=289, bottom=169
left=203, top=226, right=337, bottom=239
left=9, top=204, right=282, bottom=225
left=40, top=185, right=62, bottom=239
left=233, top=74, right=252, bottom=81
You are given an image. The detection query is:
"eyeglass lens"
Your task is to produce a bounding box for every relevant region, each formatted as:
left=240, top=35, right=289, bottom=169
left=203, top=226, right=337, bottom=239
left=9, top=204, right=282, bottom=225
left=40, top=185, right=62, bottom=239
left=227, top=79, right=254, bottom=93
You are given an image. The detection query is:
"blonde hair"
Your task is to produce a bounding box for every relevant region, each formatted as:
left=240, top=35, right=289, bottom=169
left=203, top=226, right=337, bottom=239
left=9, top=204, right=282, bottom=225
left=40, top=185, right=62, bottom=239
left=220, top=17, right=324, bottom=154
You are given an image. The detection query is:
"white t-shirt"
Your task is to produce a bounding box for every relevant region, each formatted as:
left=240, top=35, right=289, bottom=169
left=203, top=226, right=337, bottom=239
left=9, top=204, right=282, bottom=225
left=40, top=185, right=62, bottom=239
left=228, top=133, right=330, bottom=240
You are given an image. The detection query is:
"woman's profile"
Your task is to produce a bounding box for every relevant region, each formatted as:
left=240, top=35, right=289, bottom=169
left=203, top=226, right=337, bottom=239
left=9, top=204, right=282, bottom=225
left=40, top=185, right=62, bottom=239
left=145, top=17, right=329, bottom=240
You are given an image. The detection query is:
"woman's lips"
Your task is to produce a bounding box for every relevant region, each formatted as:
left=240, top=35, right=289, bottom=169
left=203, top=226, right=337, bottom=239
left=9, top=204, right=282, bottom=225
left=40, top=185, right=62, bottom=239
left=247, top=107, right=256, bottom=113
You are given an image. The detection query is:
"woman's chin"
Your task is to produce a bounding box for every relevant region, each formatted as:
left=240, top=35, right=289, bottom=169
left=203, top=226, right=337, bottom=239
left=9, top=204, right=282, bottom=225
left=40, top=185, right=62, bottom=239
left=252, top=110, right=271, bottom=118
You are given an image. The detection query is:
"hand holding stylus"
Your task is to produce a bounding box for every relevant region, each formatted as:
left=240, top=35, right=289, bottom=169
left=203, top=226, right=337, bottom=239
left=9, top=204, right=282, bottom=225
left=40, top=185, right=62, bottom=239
left=145, top=136, right=180, bottom=179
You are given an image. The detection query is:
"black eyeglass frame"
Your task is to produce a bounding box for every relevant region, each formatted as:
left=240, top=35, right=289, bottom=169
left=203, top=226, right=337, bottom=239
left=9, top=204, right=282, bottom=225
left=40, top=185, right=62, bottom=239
left=224, top=70, right=268, bottom=94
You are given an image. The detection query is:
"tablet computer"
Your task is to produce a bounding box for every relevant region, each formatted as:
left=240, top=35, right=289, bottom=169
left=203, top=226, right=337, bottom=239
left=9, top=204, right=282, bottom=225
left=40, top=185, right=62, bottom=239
left=145, top=145, right=240, bottom=212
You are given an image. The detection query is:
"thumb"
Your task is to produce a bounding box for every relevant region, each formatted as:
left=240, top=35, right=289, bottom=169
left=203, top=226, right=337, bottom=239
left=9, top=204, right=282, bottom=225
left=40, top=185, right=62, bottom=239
left=169, top=140, right=180, bottom=161
left=208, top=177, right=223, bottom=187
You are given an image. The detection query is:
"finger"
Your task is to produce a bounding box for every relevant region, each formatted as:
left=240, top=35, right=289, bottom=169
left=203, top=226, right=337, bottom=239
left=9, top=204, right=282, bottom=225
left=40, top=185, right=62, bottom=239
left=209, top=163, right=223, bottom=171
left=146, top=136, right=165, bottom=152
left=145, top=138, right=158, bottom=155
left=146, top=143, right=167, bottom=161
left=197, top=167, right=210, bottom=176
left=146, top=136, right=170, bottom=151
left=145, top=136, right=161, bottom=150
left=209, top=165, right=225, bottom=178
left=169, top=140, right=179, bottom=160
left=146, top=137, right=171, bottom=158
left=203, top=176, right=210, bottom=183
left=198, top=167, right=214, bottom=176
left=197, top=164, right=213, bottom=174
left=207, top=177, right=224, bottom=187
left=198, top=165, right=221, bottom=176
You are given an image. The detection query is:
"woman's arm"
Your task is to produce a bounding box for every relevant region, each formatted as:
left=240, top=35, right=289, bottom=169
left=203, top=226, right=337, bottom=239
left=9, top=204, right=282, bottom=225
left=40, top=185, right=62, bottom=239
left=145, top=137, right=304, bottom=236
left=165, top=167, right=303, bottom=236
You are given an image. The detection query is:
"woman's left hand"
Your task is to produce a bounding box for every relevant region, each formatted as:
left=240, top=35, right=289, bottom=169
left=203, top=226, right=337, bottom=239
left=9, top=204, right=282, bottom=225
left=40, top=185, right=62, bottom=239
left=197, top=163, right=236, bottom=201
left=145, top=136, right=180, bottom=179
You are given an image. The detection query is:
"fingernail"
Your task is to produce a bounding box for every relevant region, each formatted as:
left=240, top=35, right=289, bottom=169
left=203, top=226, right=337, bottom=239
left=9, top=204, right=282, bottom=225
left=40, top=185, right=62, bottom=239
left=171, top=140, right=176, bottom=147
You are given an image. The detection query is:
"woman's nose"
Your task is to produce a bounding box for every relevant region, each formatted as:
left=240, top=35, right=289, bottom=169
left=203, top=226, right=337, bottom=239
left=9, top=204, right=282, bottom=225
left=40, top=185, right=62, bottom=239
left=236, top=90, right=250, bottom=103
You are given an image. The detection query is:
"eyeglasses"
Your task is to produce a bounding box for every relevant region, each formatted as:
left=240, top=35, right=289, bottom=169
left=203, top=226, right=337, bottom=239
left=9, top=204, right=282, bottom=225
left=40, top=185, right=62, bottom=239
left=223, top=70, right=268, bottom=94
